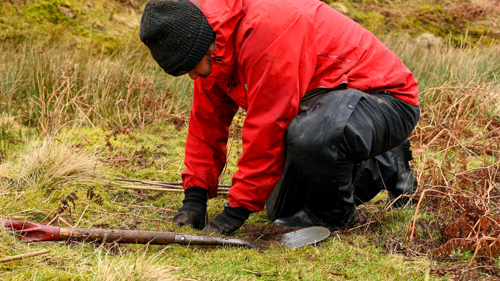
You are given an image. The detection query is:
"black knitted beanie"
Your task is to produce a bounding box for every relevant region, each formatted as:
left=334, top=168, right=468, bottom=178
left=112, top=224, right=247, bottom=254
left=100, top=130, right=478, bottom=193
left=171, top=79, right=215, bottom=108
left=139, top=0, right=215, bottom=76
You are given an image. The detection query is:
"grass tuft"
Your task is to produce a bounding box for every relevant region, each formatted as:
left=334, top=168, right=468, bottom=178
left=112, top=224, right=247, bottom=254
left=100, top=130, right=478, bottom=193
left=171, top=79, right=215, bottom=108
left=0, top=134, right=108, bottom=192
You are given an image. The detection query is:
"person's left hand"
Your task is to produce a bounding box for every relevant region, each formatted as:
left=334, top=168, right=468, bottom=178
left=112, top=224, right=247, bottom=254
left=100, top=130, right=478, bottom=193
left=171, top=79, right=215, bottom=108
left=202, top=204, right=252, bottom=235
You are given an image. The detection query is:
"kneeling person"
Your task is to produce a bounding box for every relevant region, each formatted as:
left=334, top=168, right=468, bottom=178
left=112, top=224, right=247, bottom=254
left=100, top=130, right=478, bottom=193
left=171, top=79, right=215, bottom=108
left=139, top=0, right=420, bottom=234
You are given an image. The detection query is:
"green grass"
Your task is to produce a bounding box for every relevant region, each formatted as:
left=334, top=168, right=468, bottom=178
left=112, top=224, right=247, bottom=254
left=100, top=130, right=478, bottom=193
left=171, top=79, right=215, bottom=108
left=0, top=116, right=494, bottom=279
left=1, top=187, right=437, bottom=280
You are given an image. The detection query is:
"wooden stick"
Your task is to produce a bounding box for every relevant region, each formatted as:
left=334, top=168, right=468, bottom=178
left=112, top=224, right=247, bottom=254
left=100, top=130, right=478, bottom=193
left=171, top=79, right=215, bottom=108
left=74, top=204, right=89, bottom=228
left=40, top=207, right=59, bottom=224
left=122, top=185, right=184, bottom=192
left=47, top=215, right=59, bottom=226
left=58, top=217, right=73, bottom=228
left=114, top=178, right=231, bottom=189
left=126, top=181, right=186, bottom=189
left=0, top=249, right=50, bottom=263
left=121, top=185, right=229, bottom=195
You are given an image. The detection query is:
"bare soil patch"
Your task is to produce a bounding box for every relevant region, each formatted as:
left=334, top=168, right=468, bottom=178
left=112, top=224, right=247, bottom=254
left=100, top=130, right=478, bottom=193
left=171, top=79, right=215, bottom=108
left=242, top=223, right=300, bottom=249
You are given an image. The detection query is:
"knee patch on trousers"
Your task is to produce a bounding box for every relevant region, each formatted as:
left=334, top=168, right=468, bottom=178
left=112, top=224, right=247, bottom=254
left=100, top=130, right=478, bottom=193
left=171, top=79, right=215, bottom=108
left=286, top=89, right=365, bottom=176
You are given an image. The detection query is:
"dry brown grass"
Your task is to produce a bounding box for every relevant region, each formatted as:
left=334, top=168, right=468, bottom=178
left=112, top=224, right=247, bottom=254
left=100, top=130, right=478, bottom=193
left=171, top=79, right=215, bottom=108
left=0, top=112, right=22, bottom=156
left=0, top=134, right=108, bottom=192
left=0, top=41, right=194, bottom=135
left=0, top=112, right=21, bottom=132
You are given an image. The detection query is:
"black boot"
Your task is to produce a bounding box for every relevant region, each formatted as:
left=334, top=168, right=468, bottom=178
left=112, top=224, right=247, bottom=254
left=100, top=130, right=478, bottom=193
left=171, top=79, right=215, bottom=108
left=331, top=152, right=358, bottom=228
left=274, top=205, right=356, bottom=232
left=273, top=208, right=321, bottom=229
left=173, top=186, right=208, bottom=230
left=387, top=139, right=417, bottom=208
left=266, top=157, right=309, bottom=222
left=274, top=157, right=357, bottom=232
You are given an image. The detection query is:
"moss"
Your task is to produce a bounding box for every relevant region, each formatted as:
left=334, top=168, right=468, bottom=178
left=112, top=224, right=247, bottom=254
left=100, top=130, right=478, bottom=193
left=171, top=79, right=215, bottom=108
left=352, top=10, right=386, bottom=33
left=468, top=24, right=490, bottom=37
left=25, top=0, right=75, bottom=24
left=414, top=3, right=443, bottom=15
left=0, top=0, right=146, bottom=54
left=324, top=0, right=500, bottom=47
left=2, top=0, right=499, bottom=51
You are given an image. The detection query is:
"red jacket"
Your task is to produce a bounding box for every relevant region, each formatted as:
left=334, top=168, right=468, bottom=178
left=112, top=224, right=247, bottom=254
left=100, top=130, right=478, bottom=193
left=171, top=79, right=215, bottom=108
left=182, top=0, right=419, bottom=211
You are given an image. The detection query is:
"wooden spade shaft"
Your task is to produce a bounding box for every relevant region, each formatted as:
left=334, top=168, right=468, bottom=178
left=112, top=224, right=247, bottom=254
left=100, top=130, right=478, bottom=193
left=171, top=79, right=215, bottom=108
left=59, top=228, right=176, bottom=244
left=58, top=228, right=255, bottom=248
left=2, top=220, right=256, bottom=249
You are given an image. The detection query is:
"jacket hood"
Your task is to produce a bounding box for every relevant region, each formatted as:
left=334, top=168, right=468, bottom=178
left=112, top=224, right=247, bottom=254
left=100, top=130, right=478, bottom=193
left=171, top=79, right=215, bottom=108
left=189, top=0, right=246, bottom=89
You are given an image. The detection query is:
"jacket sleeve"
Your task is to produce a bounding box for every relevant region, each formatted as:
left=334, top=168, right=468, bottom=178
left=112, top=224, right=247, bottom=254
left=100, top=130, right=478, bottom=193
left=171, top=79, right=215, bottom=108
left=228, top=5, right=317, bottom=211
left=182, top=79, right=239, bottom=198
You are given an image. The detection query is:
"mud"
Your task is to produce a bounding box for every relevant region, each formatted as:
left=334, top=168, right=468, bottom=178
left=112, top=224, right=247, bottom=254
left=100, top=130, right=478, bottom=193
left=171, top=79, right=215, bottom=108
left=241, top=223, right=300, bottom=249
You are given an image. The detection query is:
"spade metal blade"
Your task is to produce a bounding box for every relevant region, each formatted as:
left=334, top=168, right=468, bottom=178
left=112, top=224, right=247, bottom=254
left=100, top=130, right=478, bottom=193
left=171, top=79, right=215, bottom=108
left=280, top=226, right=331, bottom=248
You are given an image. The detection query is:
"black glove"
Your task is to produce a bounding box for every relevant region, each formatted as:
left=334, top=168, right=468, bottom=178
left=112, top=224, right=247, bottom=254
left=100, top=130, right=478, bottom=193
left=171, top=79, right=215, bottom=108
left=202, top=204, right=252, bottom=235
left=173, top=186, right=208, bottom=230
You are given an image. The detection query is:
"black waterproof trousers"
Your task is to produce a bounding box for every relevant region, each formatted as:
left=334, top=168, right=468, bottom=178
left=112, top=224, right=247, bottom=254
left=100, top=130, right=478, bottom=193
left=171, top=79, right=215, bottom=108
left=266, top=89, right=420, bottom=227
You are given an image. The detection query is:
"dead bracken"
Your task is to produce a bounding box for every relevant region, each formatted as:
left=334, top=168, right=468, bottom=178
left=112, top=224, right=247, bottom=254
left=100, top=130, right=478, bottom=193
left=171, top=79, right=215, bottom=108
left=406, top=81, right=500, bottom=269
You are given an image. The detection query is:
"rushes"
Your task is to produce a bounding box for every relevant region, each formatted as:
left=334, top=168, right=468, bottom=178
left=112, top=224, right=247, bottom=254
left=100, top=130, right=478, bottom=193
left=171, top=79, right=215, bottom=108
left=385, top=35, right=500, bottom=112
left=3, top=36, right=498, bottom=135
left=0, top=41, right=194, bottom=134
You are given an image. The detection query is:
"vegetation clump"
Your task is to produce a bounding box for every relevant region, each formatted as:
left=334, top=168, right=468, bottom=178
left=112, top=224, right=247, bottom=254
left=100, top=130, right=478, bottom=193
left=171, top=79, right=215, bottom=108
left=0, top=135, right=108, bottom=192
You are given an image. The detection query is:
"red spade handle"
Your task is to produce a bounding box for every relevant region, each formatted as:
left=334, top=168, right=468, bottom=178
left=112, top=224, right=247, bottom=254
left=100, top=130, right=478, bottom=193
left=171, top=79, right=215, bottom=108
left=2, top=220, right=60, bottom=242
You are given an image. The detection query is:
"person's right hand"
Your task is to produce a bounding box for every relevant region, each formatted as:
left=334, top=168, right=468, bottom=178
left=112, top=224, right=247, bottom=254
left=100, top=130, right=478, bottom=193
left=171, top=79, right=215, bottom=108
left=173, top=186, right=208, bottom=230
